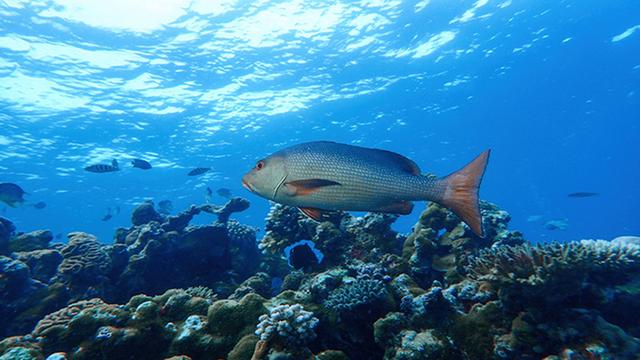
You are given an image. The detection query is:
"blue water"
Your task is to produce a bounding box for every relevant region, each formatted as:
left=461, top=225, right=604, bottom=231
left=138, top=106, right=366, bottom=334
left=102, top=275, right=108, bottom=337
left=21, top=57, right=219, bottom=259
left=0, top=0, right=638, bottom=244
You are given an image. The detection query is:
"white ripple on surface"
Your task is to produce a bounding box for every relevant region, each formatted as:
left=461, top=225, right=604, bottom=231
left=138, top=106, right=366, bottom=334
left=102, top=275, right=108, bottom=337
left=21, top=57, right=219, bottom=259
left=612, top=25, right=640, bottom=42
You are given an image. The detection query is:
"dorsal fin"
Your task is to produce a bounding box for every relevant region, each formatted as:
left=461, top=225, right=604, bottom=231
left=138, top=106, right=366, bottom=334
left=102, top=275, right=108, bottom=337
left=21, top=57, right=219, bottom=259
left=376, top=149, right=421, bottom=175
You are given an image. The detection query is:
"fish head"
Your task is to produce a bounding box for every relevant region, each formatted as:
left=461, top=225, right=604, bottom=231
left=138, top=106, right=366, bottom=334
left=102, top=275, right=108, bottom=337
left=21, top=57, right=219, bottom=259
left=242, top=155, right=287, bottom=200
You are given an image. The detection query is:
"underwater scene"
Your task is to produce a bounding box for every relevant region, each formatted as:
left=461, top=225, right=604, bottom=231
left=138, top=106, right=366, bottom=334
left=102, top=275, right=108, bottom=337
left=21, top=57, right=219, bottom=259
left=1, top=0, right=639, bottom=359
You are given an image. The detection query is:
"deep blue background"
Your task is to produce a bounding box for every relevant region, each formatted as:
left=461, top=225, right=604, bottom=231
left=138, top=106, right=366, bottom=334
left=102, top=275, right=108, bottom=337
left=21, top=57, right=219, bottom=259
left=1, top=0, right=638, bottom=244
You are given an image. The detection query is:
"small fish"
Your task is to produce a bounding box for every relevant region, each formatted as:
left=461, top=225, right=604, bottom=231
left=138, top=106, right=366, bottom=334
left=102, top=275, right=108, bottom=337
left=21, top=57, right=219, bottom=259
left=55, top=233, right=62, bottom=240
left=101, top=207, right=114, bottom=221
left=158, top=200, right=173, bottom=215
left=216, top=188, right=232, bottom=198
left=188, top=167, right=211, bottom=176
left=287, top=242, right=321, bottom=270
left=131, top=158, right=152, bottom=170
left=0, top=182, right=27, bottom=207
left=32, top=201, right=47, bottom=210
left=544, top=219, right=568, bottom=231
left=205, top=187, right=213, bottom=204
left=242, top=141, right=490, bottom=237
left=85, top=159, right=120, bottom=173
left=567, top=192, right=599, bottom=198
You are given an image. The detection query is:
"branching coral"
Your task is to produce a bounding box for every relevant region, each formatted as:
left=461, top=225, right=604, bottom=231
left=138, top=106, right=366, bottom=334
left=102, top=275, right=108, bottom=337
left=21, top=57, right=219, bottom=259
left=255, top=304, right=318, bottom=346
left=466, top=240, right=640, bottom=287
left=324, top=277, right=388, bottom=313
left=465, top=240, right=640, bottom=311
left=259, top=204, right=314, bottom=255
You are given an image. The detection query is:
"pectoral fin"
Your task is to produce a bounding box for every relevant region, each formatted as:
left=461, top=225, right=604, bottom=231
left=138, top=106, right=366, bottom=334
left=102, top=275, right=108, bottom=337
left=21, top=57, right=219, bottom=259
left=298, top=207, right=329, bottom=221
left=284, top=179, right=341, bottom=196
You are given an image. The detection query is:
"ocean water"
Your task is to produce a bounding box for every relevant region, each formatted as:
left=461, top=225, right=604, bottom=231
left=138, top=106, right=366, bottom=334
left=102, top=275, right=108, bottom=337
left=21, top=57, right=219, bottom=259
left=1, top=0, right=639, bottom=244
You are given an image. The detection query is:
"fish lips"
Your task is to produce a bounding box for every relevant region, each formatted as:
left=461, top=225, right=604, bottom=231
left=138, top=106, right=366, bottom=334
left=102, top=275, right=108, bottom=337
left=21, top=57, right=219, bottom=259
left=241, top=174, right=255, bottom=192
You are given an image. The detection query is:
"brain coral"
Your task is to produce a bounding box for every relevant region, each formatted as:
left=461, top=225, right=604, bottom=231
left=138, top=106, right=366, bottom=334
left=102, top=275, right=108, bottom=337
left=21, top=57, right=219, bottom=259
left=32, top=298, right=117, bottom=338
left=57, top=232, right=111, bottom=282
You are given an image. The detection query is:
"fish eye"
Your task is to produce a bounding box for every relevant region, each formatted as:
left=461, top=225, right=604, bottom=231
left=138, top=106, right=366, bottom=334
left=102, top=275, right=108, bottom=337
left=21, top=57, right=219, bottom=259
left=256, top=160, right=265, bottom=170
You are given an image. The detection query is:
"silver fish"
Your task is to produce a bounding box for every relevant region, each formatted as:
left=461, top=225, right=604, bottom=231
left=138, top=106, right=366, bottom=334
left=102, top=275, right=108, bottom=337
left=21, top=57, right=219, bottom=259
left=242, top=141, right=490, bottom=237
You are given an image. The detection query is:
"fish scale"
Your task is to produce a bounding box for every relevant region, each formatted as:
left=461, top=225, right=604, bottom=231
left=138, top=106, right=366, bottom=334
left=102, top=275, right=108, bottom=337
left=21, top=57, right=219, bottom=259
left=282, top=143, right=436, bottom=210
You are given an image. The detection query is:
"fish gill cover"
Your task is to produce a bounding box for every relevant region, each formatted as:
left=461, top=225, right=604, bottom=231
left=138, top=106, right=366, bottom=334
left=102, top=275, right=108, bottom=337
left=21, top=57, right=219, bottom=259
left=0, top=0, right=639, bottom=359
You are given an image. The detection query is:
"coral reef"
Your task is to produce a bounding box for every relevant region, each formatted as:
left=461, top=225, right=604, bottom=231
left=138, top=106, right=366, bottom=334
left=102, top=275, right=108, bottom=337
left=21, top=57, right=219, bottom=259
left=1, top=199, right=639, bottom=360
left=9, top=230, right=53, bottom=252
left=0, top=217, right=15, bottom=255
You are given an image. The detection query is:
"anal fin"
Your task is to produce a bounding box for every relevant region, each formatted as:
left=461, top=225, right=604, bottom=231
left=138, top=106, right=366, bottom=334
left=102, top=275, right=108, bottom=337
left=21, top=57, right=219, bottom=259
left=376, top=201, right=414, bottom=215
left=298, top=207, right=329, bottom=222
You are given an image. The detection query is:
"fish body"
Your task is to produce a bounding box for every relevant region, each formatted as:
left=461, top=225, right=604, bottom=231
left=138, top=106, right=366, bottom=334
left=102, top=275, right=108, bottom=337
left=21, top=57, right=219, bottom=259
left=85, top=159, right=120, bottom=173
left=288, top=243, right=320, bottom=270
left=131, top=159, right=152, bottom=170
left=242, top=141, right=490, bottom=236
left=188, top=167, right=211, bottom=176
left=0, top=182, right=26, bottom=207
left=544, top=219, right=568, bottom=231
left=568, top=192, right=599, bottom=198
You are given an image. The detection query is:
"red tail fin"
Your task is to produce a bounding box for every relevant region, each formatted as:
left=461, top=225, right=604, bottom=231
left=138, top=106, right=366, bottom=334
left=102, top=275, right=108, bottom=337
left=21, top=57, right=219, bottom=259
left=439, top=150, right=490, bottom=237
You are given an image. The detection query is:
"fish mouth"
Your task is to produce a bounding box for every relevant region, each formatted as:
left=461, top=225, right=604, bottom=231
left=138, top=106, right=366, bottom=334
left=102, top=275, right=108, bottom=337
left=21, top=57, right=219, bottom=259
left=241, top=178, right=254, bottom=192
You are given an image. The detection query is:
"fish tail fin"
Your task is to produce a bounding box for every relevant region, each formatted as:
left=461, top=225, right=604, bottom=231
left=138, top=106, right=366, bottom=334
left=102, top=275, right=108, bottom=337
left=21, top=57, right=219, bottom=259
left=435, top=150, right=490, bottom=237
left=112, top=159, right=119, bottom=169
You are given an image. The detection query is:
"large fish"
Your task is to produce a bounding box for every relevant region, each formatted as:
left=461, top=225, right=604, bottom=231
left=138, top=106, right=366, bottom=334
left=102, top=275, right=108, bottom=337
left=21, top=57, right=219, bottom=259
left=242, top=141, right=490, bottom=237
left=0, top=182, right=27, bottom=207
